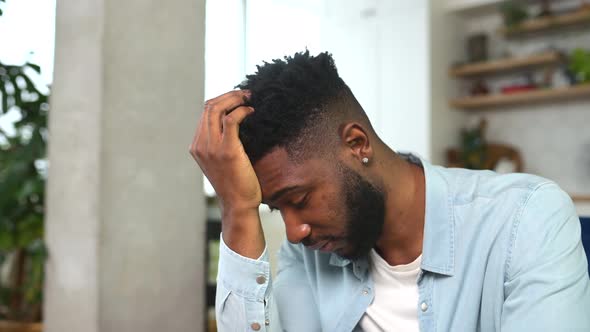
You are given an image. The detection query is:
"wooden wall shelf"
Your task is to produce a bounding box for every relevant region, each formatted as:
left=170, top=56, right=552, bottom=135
left=450, top=51, right=562, bottom=77
left=571, top=194, right=590, bottom=203
left=446, top=0, right=504, bottom=13
left=500, top=8, right=590, bottom=37
left=0, top=321, right=42, bottom=332
left=450, top=84, right=590, bottom=110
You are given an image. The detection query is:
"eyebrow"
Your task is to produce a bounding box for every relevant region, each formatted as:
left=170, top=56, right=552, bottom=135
left=266, top=185, right=301, bottom=204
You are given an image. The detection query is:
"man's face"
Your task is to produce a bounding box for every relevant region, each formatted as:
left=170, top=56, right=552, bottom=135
left=254, top=147, right=385, bottom=259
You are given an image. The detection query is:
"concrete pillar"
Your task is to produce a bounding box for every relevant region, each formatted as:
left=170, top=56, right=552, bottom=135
left=44, top=0, right=206, bottom=331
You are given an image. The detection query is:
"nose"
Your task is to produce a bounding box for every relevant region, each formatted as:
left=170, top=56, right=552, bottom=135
left=281, top=210, right=311, bottom=244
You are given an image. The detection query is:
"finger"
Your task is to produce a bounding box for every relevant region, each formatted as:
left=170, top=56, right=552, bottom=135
left=207, top=89, right=251, bottom=106
left=194, top=105, right=208, bottom=143
left=207, top=90, right=251, bottom=141
left=221, top=106, right=255, bottom=147
left=189, top=105, right=209, bottom=160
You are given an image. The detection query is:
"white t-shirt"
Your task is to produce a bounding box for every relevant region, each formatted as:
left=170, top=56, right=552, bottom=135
left=359, top=249, right=422, bottom=332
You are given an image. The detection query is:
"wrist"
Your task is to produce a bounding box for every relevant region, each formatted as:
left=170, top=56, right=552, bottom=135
left=221, top=206, right=266, bottom=259
left=221, top=205, right=260, bottom=221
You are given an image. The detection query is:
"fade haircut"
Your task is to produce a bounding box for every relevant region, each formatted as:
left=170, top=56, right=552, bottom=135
left=237, top=50, right=370, bottom=165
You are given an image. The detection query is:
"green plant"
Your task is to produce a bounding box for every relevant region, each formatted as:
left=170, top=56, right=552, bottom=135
left=0, top=1, right=48, bottom=321
left=569, top=48, right=590, bottom=84
left=499, top=1, right=529, bottom=28
left=460, top=119, right=487, bottom=170
left=0, top=60, right=48, bottom=322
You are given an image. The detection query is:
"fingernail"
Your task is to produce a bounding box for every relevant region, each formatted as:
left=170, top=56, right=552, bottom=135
left=244, top=90, right=252, bottom=98
left=249, top=107, right=255, bottom=112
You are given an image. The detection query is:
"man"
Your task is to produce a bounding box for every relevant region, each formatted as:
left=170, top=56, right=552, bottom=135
left=190, top=51, right=590, bottom=331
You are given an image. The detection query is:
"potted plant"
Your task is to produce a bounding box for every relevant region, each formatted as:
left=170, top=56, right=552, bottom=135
left=499, top=1, right=529, bottom=29
left=0, top=5, right=48, bottom=326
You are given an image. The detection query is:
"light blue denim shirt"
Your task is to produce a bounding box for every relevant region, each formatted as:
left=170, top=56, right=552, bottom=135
left=216, top=158, right=590, bottom=331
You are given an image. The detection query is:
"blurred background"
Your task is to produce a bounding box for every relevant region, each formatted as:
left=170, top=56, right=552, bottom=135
left=0, top=0, right=589, bottom=331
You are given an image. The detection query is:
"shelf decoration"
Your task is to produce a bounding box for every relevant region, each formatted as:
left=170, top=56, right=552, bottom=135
left=446, top=118, right=523, bottom=172
left=499, top=1, right=529, bottom=29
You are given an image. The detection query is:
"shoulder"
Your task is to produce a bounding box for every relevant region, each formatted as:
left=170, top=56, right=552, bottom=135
left=505, top=182, right=579, bottom=279
left=510, top=181, right=577, bottom=246
left=434, top=165, right=555, bottom=205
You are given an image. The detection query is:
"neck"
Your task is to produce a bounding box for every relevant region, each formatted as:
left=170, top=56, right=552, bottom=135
left=374, top=152, right=425, bottom=266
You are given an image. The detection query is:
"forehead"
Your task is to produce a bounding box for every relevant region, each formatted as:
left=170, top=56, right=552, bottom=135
left=253, top=148, right=333, bottom=201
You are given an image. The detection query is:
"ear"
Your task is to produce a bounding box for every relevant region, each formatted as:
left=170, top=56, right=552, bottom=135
left=339, top=122, right=373, bottom=164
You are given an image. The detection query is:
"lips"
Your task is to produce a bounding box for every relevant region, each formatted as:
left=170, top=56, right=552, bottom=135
left=306, top=239, right=338, bottom=253
left=318, top=241, right=334, bottom=252
left=307, top=239, right=330, bottom=251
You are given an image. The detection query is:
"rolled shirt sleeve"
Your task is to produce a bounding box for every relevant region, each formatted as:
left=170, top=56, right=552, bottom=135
left=215, top=234, right=281, bottom=332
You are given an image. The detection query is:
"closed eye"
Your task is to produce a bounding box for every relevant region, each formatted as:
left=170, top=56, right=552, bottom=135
left=266, top=191, right=310, bottom=213
left=292, top=193, right=309, bottom=209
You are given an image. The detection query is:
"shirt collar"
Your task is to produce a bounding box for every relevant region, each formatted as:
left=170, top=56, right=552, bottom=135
left=420, top=158, right=455, bottom=276
left=328, top=155, right=455, bottom=277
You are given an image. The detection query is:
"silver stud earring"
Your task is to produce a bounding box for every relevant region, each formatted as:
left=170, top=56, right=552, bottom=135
left=362, top=157, right=369, bottom=165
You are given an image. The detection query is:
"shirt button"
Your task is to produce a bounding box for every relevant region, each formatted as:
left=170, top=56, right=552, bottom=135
left=265, top=319, right=270, bottom=326
left=251, top=322, right=261, bottom=331
left=256, top=275, right=266, bottom=284
left=362, top=288, right=370, bottom=295
left=421, top=302, right=428, bottom=312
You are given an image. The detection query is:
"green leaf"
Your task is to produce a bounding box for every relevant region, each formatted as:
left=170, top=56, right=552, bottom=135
left=16, top=180, right=37, bottom=202
left=0, top=230, right=14, bottom=251
left=25, top=63, right=41, bottom=74
left=19, top=73, right=42, bottom=96
left=8, top=76, right=22, bottom=107
left=569, top=48, right=590, bottom=84
left=16, top=215, right=43, bottom=248
left=0, top=286, right=13, bottom=313
left=0, top=78, right=8, bottom=114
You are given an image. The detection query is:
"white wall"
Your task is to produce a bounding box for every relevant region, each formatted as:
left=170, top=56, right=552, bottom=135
left=429, top=0, right=465, bottom=165
left=321, top=0, right=431, bottom=158
left=204, top=0, right=245, bottom=100
left=245, top=0, right=323, bottom=72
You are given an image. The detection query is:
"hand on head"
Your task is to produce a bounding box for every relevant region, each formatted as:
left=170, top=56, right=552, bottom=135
left=189, top=90, right=266, bottom=258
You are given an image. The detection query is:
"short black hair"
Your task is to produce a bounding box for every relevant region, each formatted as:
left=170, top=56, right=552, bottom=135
left=237, top=50, right=368, bottom=164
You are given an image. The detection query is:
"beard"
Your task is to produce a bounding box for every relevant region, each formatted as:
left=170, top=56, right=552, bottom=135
left=337, top=162, right=386, bottom=260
